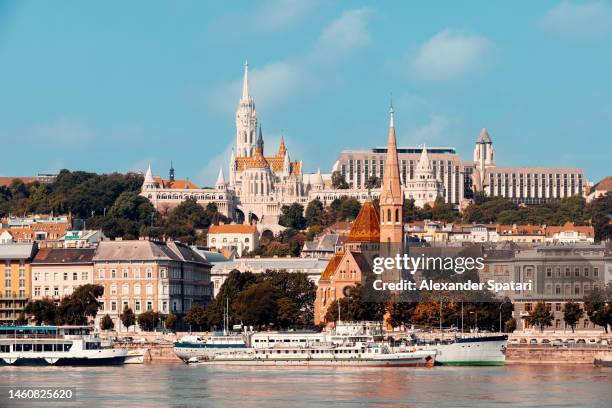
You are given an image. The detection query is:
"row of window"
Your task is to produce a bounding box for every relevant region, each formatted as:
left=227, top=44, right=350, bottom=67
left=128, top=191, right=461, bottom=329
left=545, top=267, right=599, bottom=278
left=33, top=271, right=88, bottom=282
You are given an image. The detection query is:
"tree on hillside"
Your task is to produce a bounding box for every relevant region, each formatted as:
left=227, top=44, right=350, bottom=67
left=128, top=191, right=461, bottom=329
left=563, top=302, right=583, bottom=333
left=259, top=270, right=316, bottom=325
left=339, top=197, right=361, bottom=221
left=364, top=176, right=381, bottom=189
left=589, top=192, right=612, bottom=242
left=331, top=171, right=349, bottom=189
left=527, top=302, right=554, bottom=333
left=431, top=197, right=458, bottom=222
left=279, top=203, right=307, bottom=230
left=276, top=297, right=300, bottom=328
left=305, top=199, right=325, bottom=227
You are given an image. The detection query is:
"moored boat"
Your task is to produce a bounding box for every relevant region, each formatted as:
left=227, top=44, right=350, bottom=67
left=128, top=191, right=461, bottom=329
left=414, top=335, right=508, bottom=366
left=0, top=326, right=129, bottom=366
left=188, top=342, right=435, bottom=367
left=594, top=354, right=612, bottom=367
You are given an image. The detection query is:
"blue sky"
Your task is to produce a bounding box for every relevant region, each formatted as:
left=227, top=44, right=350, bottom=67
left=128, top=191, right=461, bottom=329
left=0, top=0, right=610, bottom=185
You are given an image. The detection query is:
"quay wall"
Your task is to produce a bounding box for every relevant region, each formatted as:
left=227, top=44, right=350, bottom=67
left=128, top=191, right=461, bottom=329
left=506, top=345, right=611, bottom=364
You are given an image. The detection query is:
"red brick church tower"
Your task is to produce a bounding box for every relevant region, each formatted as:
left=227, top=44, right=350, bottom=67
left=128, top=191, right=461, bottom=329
left=379, top=106, right=404, bottom=247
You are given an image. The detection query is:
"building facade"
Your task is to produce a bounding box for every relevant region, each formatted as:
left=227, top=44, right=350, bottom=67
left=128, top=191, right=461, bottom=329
left=31, top=248, right=95, bottom=301
left=0, top=243, right=36, bottom=323
left=207, top=223, right=259, bottom=256
left=481, top=243, right=608, bottom=332
left=93, top=240, right=211, bottom=331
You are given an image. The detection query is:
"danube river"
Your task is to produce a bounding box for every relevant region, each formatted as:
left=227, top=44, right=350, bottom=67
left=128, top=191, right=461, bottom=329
left=1, top=364, right=610, bottom=407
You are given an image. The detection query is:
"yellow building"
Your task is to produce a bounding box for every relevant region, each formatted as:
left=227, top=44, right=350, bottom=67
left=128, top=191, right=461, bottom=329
left=0, top=243, right=37, bottom=323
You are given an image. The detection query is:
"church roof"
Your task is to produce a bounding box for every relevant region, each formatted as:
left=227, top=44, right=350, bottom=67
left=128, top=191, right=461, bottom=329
left=319, top=252, right=344, bottom=280
left=247, top=149, right=269, bottom=168
left=477, top=128, right=491, bottom=143
left=347, top=201, right=380, bottom=243
left=235, top=156, right=301, bottom=176
left=153, top=177, right=199, bottom=189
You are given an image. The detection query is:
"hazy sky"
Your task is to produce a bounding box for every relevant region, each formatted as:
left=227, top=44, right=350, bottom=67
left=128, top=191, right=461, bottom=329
left=0, top=0, right=610, bottom=185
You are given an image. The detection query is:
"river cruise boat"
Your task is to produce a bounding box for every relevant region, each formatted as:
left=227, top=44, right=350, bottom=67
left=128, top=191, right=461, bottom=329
left=173, top=332, right=248, bottom=361
left=409, top=335, right=508, bottom=366
left=0, top=326, right=129, bottom=366
left=187, top=342, right=435, bottom=367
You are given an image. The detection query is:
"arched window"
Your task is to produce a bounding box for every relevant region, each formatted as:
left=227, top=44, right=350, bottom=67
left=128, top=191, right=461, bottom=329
left=387, top=209, right=391, bottom=222
left=395, top=209, right=399, bottom=222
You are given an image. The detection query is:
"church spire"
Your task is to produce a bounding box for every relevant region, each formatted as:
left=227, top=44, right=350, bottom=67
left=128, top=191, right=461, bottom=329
left=380, top=105, right=404, bottom=245
left=242, top=60, right=250, bottom=99
left=278, top=135, right=287, bottom=157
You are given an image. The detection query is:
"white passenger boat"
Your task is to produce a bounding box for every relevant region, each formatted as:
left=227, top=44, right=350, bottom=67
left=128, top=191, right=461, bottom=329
left=414, top=335, right=508, bottom=366
left=188, top=342, right=435, bottom=367
left=0, top=325, right=129, bottom=366
left=173, top=332, right=248, bottom=361
left=124, top=348, right=148, bottom=364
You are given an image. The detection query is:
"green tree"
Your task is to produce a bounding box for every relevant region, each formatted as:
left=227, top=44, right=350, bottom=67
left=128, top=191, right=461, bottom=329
left=431, top=197, right=458, bottom=222
left=324, top=285, right=385, bottom=323
left=331, top=171, right=349, bottom=189
left=583, top=290, right=611, bottom=333
left=387, top=301, right=417, bottom=329
left=276, top=297, right=299, bottom=328
left=527, top=302, right=554, bottom=333
left=563, top=302, right=583, bottom=333
left=24, top=298, right=57, bottom=325
left=137, top=311, right=162, bottom=332
left=339, top=197, right=361, bottom=221
left=278, top=203, right=307, bottom=230
left=259, top=270, right=316, bottom=325
left=185, top=304, right=208, bottom=331
left=305, top=199, right=325, bottom=227
left=165, top=313, right=177, bottom=331
left=100, top=314, right=114, bottom=331
left=505, top=317, right=517, bottom=333
left=364, top=176, right=381, bottom=189
left=588, top=192, right=612, bottom=241
left=232, top=282, right=281, bottom=327
left=120, top=306, right=136, bottom=332
left=206, top=270, right=257, bottom=327
left=56, top=284, right=104, bottom=325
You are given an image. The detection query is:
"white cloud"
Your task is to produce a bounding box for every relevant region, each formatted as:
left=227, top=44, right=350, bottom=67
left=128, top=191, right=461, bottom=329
left=310, top=8, right=372, bottom=63
left=196, top=143, right=234, bottom=186
left=408, top=29, right=493, bottom=83
left=29, top=117, right=94, bottom=146
left=209, top=0, right=317, bottom=39
left=208, top=8, right=372, bottom=115
left=540, top=1, right=612, bottom=39
left=401, top=115, right=457, bottom=146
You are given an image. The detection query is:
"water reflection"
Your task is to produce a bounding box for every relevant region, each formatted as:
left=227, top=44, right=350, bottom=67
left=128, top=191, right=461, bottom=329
left=0, top=364, right=610, bottom=407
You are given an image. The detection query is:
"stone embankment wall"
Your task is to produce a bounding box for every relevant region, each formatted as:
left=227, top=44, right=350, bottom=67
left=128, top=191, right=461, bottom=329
left=506, top=345, right=611, bottom=364
left=124, top=344, right=181, bottom=363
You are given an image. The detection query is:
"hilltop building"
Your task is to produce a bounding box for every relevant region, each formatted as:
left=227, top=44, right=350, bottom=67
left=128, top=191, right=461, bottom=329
left=141, top=63, right=587, bottom=233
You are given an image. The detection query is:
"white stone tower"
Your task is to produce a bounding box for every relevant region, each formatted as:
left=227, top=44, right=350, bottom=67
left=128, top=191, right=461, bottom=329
left=235, top=61, right=258, bottom=158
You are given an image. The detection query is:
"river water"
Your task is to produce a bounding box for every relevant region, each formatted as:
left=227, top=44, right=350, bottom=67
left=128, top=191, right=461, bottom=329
left=0, top=363, right=610, bottom=407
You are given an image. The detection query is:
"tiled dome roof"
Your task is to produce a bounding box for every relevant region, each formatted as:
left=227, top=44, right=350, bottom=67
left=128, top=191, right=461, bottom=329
left=347, top=201, right=380, bottom=243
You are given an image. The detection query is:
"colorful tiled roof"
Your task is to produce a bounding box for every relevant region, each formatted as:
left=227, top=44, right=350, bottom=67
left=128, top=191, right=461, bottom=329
left=319, top=252, right=344, bottom=281
left=209, top=224, right=257, bottom=234
left=347, top=201, right=380, bottom=243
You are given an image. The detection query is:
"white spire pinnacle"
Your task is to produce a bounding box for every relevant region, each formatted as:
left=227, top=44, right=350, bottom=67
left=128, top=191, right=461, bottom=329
left=144, top=163, right=154, bottom=183
left=216, top=168, right=225, bottom=187
left=389, top=105, right=395, bottom=128
left=242, top=60, right=249, bottom=99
